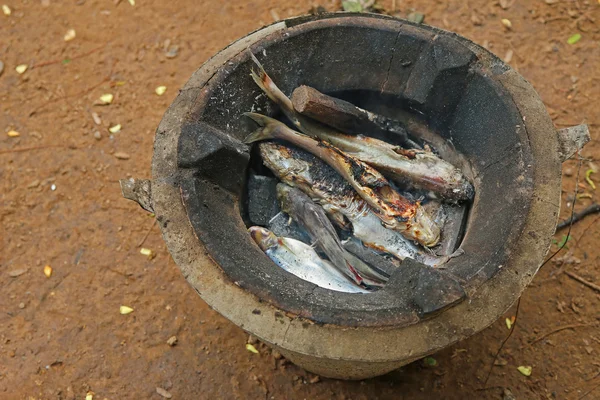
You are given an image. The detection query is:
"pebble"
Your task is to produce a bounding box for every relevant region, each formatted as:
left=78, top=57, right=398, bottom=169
left=93, top=131, right=102, bottom=140
left=471, top=14, right=482, bottom=26
left=503, top=388, right=516, bottom=400
left=156, top=387, right=172, bottom=399
left=91, top=112, right=102, bottom=125
left=27, top=180, right=40, bottom=189
left=8, top=268, right=27, bottom=277
left=564, top=167, right=574, bottom=177
left=18, top=302, right=25, bottom=309
left=114, top=152, right=130, bottom=160
left=0, top=60, right=4, bottom=77
left=166, top=336, right=178, bottom=346
left=165, top=45, right=179, bottom=59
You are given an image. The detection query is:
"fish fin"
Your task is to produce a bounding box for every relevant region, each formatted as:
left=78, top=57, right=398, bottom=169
left=242, top=113, right=280, bottom=143
left=278, top=238, right=296, bottom=255
left=247, top=51, right=296, bottom=119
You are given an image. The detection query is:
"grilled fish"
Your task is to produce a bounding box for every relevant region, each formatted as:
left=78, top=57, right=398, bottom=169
left=259, top=142, right=448, bottom=266
left=248, top=52, right=473, bottom=202
left=249, top=226, right=369, bottom=293
left=244, top=113, right=440, bottom=247
left=277, top=183, right=388, bottom=286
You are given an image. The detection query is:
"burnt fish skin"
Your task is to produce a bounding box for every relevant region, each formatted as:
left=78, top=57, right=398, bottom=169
left=248, top=52, right=473, bottom=202
left=258, top=142, right=449, bottom=267
left=248, top=226, right=369, bottom=294
left=276, top=183, right=388, bottom=286
left=244, top=113, right=441, bottom=247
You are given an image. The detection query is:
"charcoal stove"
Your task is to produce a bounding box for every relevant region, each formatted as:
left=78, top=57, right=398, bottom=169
left=121, top=13, right=589, bottom=379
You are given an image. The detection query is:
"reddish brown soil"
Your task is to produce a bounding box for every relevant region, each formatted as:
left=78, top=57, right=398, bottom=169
left=1, top=0, right=599, bottom=399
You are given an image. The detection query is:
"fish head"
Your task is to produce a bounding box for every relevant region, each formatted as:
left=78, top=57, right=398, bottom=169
left=275, top=183, right=294, bottom=214
left=248, top=226, right=279, bottom=251
left=407, top=207, right=441, bottom=247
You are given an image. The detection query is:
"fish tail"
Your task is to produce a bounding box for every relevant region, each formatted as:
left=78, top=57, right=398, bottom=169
left=243, top=112, right=281, bottom=143
left=248, top=51, right=296, bottom=120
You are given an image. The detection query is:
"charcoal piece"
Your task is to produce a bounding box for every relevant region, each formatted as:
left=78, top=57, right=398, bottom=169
left=291, top=85, right=417, bottom=148
left=247, top=174, right=279, bottom=226
left=268, top=211, right=311, bottom=244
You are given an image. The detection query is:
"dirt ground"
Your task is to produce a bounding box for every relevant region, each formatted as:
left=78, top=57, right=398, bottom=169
left=1, top=0, right=599, bottom=399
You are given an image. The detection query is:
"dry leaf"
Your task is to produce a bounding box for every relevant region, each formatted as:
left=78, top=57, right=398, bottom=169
left=246, top=343, right=259, bottom=354
left=98, top=93, right=114, bottom=105
left=120, top=305, right=134, bottom=314
left=15, top=64, right=28, bottom=74
left=140, top=247, right=155, bottom=259
left=505, top=317, right=512, bottom=330
left=43, top=265, right=53, bottom=277
left=64, top=29, right=76, bottom=42
left=155, top=85, right=167, bottom=96
left=2, top=4, right=11, bottom=15
left=108, top=124, right=121, bottom=133
left=517, top=365, right=532, bottom=376
left=7, top=130, right=20, bottom=137
left=586, top=169, right=596, bottom=190
left=568, top=33, right=582, bottom=45
left=501, top=18, right=512, bottom=29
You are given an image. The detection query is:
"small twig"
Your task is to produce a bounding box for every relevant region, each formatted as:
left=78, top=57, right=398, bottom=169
left=31, top=44, right=107, bottom=69
left=0, top=144, right=79, bottom=155
left=482, top=297, right=521, bottom=388
left=483, top=155, right=583, bottom=389
left=556, top=203, right=600, bottom=230
left=554, top=122, right=598, bottom=127
left=541, top=153, right=582, bottom=270
left=30, top=59, right=117, bottom=117
left=544, top=16, right=570, bottom=23
left=29, top=76, right=111, bottom=116
left=565, top=271, right=600, bottom=293
left=137, top=219, right=157, bottom=248
left=579, top=380, right=600, bottom=399
left=525, top=323, right=596, bottom=348
left=550, top=214, right=600, bottom=278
